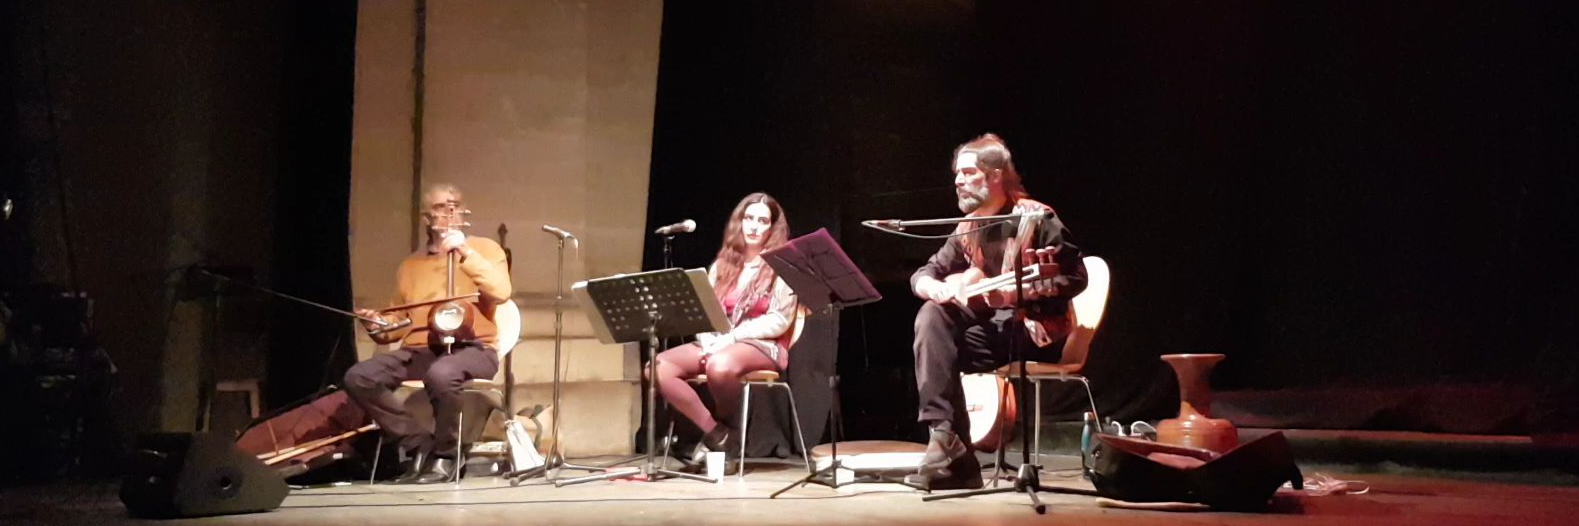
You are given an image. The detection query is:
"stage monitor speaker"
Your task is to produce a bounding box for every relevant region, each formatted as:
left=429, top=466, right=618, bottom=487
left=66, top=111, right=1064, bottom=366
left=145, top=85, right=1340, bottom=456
left=1090, top=431, right=1303, bottom=511
left=119, top=432, right=288, bottom=519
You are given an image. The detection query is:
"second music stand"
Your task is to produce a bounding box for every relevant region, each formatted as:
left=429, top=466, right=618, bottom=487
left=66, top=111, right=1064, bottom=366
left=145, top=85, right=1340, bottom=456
left=762, top=228, right=883, bottom=497
left=554, top=267, right=730, bottom=485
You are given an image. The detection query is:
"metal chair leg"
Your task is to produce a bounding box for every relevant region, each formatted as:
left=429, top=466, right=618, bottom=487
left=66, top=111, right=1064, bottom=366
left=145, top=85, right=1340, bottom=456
left=1078, top=377, right=1100, bottom=424
left=370, top=433, right=384, bottom=484
left=454, top=409, right=464, bottom=483
left=662, top=417, right=677, bottom=470
left=738, top=382, right=752, bottom=479
left=780, top=384, right=811, bottom=473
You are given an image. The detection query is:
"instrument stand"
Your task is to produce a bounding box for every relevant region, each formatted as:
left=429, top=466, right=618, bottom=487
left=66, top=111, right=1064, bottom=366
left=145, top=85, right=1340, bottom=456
left=555, top=268, right=730, bottom=486
left=505, top=236, right=606, bottom=485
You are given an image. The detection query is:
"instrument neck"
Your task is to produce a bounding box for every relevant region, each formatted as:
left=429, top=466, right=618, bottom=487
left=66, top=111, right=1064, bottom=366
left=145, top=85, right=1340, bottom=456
left=447, top=250, right=457, bottom=296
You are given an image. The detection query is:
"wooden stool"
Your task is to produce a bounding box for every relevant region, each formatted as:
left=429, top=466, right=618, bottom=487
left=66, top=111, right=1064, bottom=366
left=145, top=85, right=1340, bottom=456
left=215, top=379, right=262, bottom=419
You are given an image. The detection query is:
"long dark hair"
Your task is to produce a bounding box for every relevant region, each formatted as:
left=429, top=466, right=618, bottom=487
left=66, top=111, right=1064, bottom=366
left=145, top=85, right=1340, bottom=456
left=713, top=192, right=789, bottom=305
left=953, top=134, right=1034, bottom=270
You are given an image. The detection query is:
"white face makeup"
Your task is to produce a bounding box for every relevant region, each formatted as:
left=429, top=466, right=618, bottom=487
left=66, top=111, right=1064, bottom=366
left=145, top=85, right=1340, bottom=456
left=741, top=202, right=773, bottom=247
left=954, top=152, right=992, bottom=213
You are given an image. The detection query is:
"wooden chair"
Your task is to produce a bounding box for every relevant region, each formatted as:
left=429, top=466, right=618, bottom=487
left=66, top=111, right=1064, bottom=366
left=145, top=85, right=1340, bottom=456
left=735, top=306, right=812, bottom=478
left=661, top=305, right=812, bottom=478
left=993, top=255, right=1111, bottom=469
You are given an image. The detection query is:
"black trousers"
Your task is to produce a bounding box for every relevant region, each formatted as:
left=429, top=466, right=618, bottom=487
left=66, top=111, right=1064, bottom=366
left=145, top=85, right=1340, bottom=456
left=343, top=342, right=499, bottom=458
left=912, top=301, right=1062, bottom=426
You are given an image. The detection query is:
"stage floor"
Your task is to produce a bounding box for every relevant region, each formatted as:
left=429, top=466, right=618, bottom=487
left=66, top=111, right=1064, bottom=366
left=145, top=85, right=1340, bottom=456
left=5, top=454, right=1578, bottom=526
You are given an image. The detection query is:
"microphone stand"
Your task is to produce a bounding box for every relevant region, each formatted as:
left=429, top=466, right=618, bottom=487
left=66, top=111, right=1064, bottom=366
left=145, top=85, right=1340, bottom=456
left=866, top=212, right=1099, bottom=515
left=860, top=211, right=1033, bottom=231
left=507, top=232, right=606, bottom=484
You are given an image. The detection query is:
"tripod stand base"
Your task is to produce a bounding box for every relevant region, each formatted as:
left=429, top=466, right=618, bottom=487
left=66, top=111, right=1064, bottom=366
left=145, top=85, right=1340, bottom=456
left=922, top=463, right=1099, bottom=515
left=770, top=460, right=924, bottom=498
left=554, top=465, right=720, bottom=486
left=504, top=454, right=606, bottom=486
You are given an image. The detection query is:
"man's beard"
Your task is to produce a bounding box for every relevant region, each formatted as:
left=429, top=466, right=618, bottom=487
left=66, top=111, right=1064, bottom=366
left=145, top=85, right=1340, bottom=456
left=956, top=188, right=989, bottom=213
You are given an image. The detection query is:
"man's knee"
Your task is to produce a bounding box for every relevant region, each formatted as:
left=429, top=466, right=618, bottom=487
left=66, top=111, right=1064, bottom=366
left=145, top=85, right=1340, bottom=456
left=343, top=362, right=378, bottom=392
left=421, top=362, right=465, bottom=395
left=914, top=301, right=951, bottom=333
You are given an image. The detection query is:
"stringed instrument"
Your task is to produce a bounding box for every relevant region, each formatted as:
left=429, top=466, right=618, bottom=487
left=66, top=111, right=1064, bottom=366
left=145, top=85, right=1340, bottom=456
left=962, top=373, right=1016, bottom=452
left=425, top=198, right=480, bottom=348
left=951, top=205, right=1052, bottom=451
left=944, top=262, right=1061, bottom=310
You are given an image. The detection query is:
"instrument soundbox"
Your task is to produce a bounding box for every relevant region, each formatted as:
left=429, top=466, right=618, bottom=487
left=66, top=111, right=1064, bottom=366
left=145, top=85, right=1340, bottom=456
left=961, top=373, right=1016, bottom=452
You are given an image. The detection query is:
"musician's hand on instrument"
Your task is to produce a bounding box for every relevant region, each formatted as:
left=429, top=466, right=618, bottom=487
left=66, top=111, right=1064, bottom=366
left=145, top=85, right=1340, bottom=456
left=1020, top=247, right=1062, bottom=299
left=956, top=268, right=985, bottom=303
left=354, top=308, right=389, bottom=329
left=920, top=279, right=955, bottom=304
left=439, top=230, right=467, bottom=253
left=1025, top=320, right=1055, bottom=347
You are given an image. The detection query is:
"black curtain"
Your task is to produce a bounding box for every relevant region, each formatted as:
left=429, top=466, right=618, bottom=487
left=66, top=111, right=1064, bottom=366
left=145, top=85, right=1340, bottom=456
left=646, top=1, right=1579, bottom=441
left=266, top=0, right=358, bottom=410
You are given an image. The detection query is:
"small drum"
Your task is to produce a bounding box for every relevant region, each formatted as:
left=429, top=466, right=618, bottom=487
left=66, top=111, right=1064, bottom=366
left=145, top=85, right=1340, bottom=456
left=809, top=440, right=925, bottom=474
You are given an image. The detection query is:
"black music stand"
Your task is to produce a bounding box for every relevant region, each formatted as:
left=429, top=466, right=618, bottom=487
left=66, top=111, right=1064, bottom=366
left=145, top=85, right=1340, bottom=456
left=554, top=268, right=730, bottom=485
left=763, top=229, right=883, bottom=497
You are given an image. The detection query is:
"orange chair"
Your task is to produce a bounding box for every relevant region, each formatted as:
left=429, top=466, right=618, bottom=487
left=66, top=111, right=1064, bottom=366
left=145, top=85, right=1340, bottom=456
left=994, top=255, right=1111, bottom=469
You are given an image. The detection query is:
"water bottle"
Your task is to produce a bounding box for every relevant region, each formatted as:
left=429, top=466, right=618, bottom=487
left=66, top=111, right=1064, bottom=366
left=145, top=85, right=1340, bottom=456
left=1080, top=411, right=1098, bottom=477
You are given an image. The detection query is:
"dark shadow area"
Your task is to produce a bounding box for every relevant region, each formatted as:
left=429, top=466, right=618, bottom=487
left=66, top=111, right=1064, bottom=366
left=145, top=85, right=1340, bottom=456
left=1, top=0, right=356, bottom=486
left=644, top=1, right=1579, bottom=446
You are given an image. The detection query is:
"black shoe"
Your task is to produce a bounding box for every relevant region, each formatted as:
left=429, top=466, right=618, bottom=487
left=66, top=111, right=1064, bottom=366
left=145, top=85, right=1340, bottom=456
left=414, top=457, right=458, bottom=484
left=393, top=451, right=430, bottom=484
left=703, top=424, right=732, bottom=452
left=908, top=424, right=969, bottom=488
left=905, top=448, right=983, bottom=491
left=690, top=424, right=734, bottom=464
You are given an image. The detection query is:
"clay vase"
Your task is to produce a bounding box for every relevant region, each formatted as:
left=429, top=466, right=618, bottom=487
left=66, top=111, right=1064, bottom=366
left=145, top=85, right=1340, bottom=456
left=1156, top=354, right=1238, bottom=453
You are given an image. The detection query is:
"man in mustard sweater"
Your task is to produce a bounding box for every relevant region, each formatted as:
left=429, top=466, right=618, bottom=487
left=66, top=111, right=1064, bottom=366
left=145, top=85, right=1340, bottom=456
left=345, top=183, right=512, bottom=484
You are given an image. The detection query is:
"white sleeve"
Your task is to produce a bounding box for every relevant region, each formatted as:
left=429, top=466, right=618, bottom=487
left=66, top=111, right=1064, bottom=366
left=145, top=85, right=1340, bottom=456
left=726, top=277, right=796, bottom=341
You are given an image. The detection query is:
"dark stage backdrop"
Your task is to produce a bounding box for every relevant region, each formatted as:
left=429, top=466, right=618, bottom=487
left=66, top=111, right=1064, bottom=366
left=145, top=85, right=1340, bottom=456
left=1, top=0, right=356, bottom=474
left=645, top=1, right=1579, bottom=441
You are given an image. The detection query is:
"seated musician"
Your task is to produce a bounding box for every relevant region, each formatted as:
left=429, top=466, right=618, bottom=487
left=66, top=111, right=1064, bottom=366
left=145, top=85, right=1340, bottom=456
left=908, top=134, right=1088, bottom=489
left=344, top=183, right=512, bottom=484
left=650, top=192, right=798, bottom=462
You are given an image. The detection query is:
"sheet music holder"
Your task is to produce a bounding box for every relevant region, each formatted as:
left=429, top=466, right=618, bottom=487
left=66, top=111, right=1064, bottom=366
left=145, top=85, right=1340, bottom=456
left=574, top=267, right=729, bottom=345
left=761, top=229, right=887, bottom=497
left=761, top=228, right=881, bottom=313
left=556, top=267, right=729, bottom=485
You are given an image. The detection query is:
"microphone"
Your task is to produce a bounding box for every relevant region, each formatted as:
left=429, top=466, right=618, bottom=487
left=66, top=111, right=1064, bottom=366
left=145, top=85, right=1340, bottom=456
left=654, top=219, right=696, bottom=235
left=861, top=219, right=905, bottom=231
left=541, top=225, right=576, bottom=239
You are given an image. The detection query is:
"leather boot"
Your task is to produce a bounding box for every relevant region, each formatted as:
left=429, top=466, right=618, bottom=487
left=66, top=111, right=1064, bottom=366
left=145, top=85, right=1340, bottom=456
left=414, top=456, right=458, bottom=484
left=393, top=450, right=430, bottom=484
left=905, top=422, right=972, bottom=489
left=690, top=424, right=733, bottom=464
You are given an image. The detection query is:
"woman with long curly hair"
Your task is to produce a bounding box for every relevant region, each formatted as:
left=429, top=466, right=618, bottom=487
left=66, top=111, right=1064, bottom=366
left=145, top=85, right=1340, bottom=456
left=651, top=192, right=797, bottom=459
